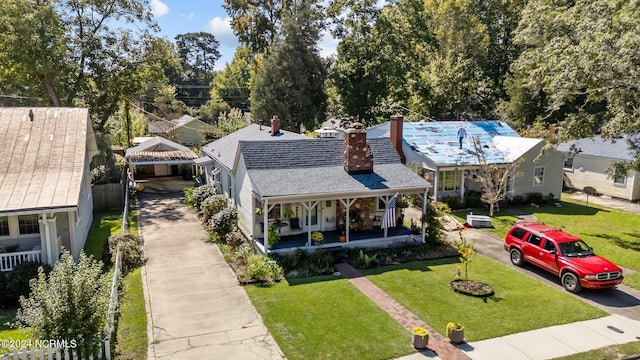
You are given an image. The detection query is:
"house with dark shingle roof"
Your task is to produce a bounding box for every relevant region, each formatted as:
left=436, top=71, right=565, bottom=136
left=0, top=107, right=98, bottom=270
left=368, top=116, right=564, bottom=204
left=198, top=117, right=432, bottom=253
left=557, top=136, right=640, bottom=201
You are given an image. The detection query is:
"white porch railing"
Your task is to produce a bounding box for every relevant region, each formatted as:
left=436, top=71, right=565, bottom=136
left=0, top=250, right=43, bottom=272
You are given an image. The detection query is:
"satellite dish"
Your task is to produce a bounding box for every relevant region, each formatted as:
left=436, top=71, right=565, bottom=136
left=583, top=186, right=597, bottom=206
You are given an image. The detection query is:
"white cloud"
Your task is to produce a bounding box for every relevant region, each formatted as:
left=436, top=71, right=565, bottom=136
left=150, top=0, right=169, bottom=17
left=186, top=12, right=196, bottom=21
left=206, top=16, right=238, bottom=49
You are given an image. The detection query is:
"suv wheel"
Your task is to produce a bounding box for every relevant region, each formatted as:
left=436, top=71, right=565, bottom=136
left=510, top=248, right=524, bottom=266
left=562, top=272, right=582, bottom=293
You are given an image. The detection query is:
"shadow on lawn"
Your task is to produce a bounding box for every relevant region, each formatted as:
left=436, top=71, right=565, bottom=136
left=532, top=201, right=607, bottom=216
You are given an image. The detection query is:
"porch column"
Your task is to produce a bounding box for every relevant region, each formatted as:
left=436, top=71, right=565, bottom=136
left=47, top=216, right=58, bottom=258
left=301, top=201, right=319, bottom=246
left=460, top=169, right=465, bottom=204
left=421, top=190, right=427, bottom=243
left=263, top=199, right=269, bottom=251
left=339, top=198, right=356, bottom=243
left=40, top=213, right=53, bottom=265
left=433, top=170, right=439, bottom=201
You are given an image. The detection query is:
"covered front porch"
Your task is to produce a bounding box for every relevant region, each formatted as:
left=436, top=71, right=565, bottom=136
left=250, top=191, right=429, bottom=254
left=255, top=225, right=419, bottom=253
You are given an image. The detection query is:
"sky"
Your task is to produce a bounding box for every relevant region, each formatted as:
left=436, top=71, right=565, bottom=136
left=149, top=0, right=339, bottom=71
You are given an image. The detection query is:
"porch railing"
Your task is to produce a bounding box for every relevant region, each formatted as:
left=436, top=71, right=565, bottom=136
left=0, top=250, right=43, bottom=272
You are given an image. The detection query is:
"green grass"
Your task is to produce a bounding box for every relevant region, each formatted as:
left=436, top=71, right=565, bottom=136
left=84, top=210, right=122, bottom=261
left=451, top=196, right=640, bottom=290
left=552, top=341, right=640, bottom=360
left=115, top=268, right=147, bottom=360
left=361, top=256, right=607, bottom=341
left=246, top=275, right=414, bottom=360
left=0, top=309, right=31, bottom=353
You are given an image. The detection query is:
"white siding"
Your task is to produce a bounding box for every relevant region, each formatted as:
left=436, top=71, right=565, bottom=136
left=512, top=142, right=564, bottom=200
left=235, top=157, right=254, bottom=238
left=564, top=155, right=639, bottom=200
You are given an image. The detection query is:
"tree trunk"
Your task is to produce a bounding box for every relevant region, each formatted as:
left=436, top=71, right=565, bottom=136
left=39, top=74, right=62, bottom=106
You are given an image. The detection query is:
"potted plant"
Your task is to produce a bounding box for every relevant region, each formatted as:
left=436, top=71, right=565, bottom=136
left=311, top=231, right=324, bottom=245
left=446, top=322, right=464, bottom=344
left=268, top=223, right=280, bottom=249
left=412, top=326, right=429, bottom=349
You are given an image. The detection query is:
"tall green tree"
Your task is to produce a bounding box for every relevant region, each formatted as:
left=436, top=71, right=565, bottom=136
left=0, top=0, right=159, bottom=128
left=223, top=0, right=287, bottom=53
left=250, top=0, right=327, bottom=131
left=504, top=0, right=640, bottom=170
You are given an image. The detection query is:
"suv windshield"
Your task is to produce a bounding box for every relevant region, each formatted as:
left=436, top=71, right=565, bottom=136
left=559, top=240, right=594, bottom=257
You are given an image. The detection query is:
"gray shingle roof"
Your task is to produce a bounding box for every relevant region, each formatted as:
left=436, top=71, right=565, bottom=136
left=240, top=138, right=431, bottom=198
left=201, top=124, right=307, bottom=171
left=0, top=107, right=98, bottom=213
left=556, top=135, right=635, bottom=161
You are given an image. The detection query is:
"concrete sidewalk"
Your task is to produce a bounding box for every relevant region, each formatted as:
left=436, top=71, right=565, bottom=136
left=137, top=182, right=283, bottom=360
left=397, top=315, right=640, bottom=360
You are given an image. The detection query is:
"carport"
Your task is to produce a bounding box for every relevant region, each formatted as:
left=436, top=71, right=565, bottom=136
left=125, top=137, right=198, bottom=179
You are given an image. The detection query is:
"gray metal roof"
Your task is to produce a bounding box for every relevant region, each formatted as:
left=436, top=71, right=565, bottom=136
left=556, top=135, right=635, bottom=161
left=0, top=107, right=98, bottom=213
left=240, top=138, right=431, bottom=199
left=148, top=114, right=204, bottom=134
left=201, top=123, right=307, bottom=171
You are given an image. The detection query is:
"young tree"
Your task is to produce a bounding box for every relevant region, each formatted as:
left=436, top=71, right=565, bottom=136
left=470, top=136, right=523, bottom=216
left=16, top=251, right=111, bottom=354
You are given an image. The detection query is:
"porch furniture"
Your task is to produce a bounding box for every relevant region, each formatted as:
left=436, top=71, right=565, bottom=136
left=274, top=221, right=288, bottom=234
left=289, top=217, right=301, bottom=233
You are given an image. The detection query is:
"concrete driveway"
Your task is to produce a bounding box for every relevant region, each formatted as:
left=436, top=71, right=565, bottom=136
left=452, top=227, right=640, bottom=321
left=137, top=178, right=283, bottom=359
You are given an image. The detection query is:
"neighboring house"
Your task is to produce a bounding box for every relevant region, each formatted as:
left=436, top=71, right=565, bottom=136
left=368, top=117, right=564, bottom=204
left=126, top=136, right=198, bottom=179
left=198, top=117, right=432, bottom=253
left=557, top=136, right=640, bottom=201
left=148, top=114, right=209, bottom=146
left=0, top=107, right=99, bottom=271
left=199, top=117, right=308, bottom=201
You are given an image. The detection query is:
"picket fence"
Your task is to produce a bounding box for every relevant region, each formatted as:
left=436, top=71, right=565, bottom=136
left=0, top=341, right=110, bottom=360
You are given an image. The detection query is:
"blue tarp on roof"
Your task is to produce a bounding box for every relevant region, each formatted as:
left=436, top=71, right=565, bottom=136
left=403, top=121, right=520, bottom=165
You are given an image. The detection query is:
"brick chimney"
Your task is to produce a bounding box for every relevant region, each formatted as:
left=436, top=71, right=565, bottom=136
left=390, top=115, right=406, bottom=163
left=270, top=115, right=281, bottom=136
left=344, top=122, right=374, bottom=174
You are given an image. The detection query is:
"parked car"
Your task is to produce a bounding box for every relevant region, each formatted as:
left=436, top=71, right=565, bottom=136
left=504, top=222, right=623, bottom=293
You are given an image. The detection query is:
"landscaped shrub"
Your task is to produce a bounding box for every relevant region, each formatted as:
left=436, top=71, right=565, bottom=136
left=223, top=228, right=247, bottom=248
left=0, top=271, right=9, bottom=307
left=184, top=187, right=197, bottom=209
left=108, top=232, right=144, bottom=275
left=509, top=194, right=526, bottom=206
left=465, top=195, right=483, bottom=208
left=246, top=255, right=283, bottom=283
left=440, top=195, right=462, bottom=210
left=525, top=192, right=545, bottom=206
left=4, top=261, right=52, bottom=306
left=15, top=251, right=110, bottom=355
left=200, top=195, right=228, bottom=220
left=422, top=201, right=445, bottom=243
left=209, top=207, right=237, bottom=237
left=193, top=184, right=217, bottom=208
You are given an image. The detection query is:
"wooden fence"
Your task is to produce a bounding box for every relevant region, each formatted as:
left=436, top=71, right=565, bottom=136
left=92, top=183, right=124, bottom=211
left=0, top=341, right=110, bottom=360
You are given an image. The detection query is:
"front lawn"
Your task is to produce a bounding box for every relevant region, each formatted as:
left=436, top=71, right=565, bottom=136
left=552, top=341, right=640, bottom=360
left=246, top=275, right=414, bottom=360
left=85, top=210, right=123, bottom=262
left=0, top=309, right=31, bottom=352
left=247, top=256, right=606, bottom=359
left=115, top=268, right=147, bottom=360
left=362, top=256, right=607, bottom=341
left=452, top=197, right=640, bottom=289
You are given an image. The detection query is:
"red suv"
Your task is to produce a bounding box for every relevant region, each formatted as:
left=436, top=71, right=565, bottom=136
left=504, top=223, right=623, bottom=293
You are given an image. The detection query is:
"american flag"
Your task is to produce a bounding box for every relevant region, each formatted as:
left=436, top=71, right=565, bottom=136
left=381, top=194, right=398, bottom=229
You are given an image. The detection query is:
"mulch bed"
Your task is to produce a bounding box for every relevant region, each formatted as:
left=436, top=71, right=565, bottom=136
left=449, top=279, right=495, bottom=297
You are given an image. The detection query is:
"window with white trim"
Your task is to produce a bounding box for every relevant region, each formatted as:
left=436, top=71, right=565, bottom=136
left=613, top=176, right=626, bottom=186
left=563, top=157, right=573, bottom=170
left=533, top=167, right=545, bottom=187
left=18, top=215, right=40, bottom=235
left=0, top=217, right=9, bottom=236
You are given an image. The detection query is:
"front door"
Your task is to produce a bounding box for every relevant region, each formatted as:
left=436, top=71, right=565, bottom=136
left=304, top=203, right=321, bottom=232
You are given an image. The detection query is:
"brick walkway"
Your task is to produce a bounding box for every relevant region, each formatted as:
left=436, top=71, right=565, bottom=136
left=335, top=263, right=470, bottom=360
